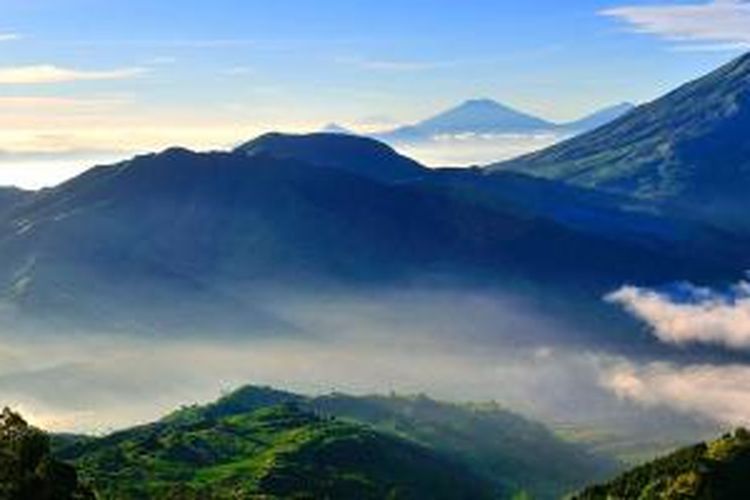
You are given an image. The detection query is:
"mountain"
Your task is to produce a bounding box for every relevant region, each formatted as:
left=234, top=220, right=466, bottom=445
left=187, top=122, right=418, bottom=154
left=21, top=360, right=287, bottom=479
left=236, top=132, right=429, bottom=182
left=492, top=53, right=750, bottom=232
left=380, top=98, right=555, bottom=141
left=414, top=167, right=735, bottom=251
left=575, top=428, right=750, bottom=499
left=0, top=408, right=93, bottom=500
left=0, top=134, right=743, bottom=336
left=378, top=99, right=635, bottom=143
left=54, top=385, right=614, bottom=499
left=0, top=187, right=30, bottom=216
left=561, top=102, right=635, bottom=132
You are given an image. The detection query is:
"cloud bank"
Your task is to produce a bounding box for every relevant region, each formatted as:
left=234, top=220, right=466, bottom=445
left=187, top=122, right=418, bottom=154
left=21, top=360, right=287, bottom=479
left=606, top=281, right=750, bottom=350
left=604, top=361, right=750, bottom=427
left=393, top=132, right=567, bottom=167
left=602, top=0, right=750, bottom=49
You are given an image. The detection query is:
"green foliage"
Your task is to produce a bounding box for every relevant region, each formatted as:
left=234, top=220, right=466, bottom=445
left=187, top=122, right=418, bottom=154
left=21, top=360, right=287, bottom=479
left=0, top=408, right=93, bottom=500
left=309, top=393, right=616, bottom=499
left=58, top=398, right=495, bottom=499
left=575, top=428, right=750, bottom=499
left=53, top=386, right=617, bottom=499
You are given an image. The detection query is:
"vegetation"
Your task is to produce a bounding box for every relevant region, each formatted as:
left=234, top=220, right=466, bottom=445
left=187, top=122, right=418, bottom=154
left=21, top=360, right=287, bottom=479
left=0, top=408, right=93, bottom=500
left=309, top=392, right=616, bottom=498
left=575, top=428, right=750, bottom=499
left=57, top=392, right=496, bottom=499
left=51, top=386, right=615, bottom=499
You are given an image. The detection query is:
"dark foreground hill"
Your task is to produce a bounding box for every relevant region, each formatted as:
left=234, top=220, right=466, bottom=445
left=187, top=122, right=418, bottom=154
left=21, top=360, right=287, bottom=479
left=0, top=408, right=93, bottom=500
left=53, top=386, right=615, bottom=499
left=575, top=428, right=750, bottom=499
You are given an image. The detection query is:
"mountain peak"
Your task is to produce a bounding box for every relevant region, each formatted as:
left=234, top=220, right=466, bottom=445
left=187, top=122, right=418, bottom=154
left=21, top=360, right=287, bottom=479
left=379, top=98, right=554, bottom=141
left=236, top=132, right=428, bottom=182
left=461, top=98, right=504, bottom=108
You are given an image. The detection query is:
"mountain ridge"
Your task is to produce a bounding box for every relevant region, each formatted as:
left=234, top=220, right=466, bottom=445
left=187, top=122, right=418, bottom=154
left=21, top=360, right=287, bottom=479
left=0, top=133, right=744, bottom=337
left=492, top=52, right=750, bottom=232
left=236, top=132, right=429, bottom=182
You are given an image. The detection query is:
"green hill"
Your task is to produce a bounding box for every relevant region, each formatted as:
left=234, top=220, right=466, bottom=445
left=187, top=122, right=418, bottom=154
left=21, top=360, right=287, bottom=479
left=575, top=428, right=750, bottom=499
left=53, top=386, right=615, bottom=499
left=55, top=392, right=495, bottom=499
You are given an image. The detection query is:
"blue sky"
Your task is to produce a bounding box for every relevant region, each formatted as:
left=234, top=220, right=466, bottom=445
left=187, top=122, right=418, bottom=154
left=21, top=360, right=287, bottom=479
left=0, top=0, right=749, bottom=185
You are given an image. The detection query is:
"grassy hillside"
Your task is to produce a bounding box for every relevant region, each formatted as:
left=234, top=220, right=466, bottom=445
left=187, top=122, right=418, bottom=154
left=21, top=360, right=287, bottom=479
left=575, top=428, right=750, bottom=499
left=53, top=386, right=615, bottom=499
left=309, top=393, right=616, bottom=498
left=56, top=394, right=496, bottom=499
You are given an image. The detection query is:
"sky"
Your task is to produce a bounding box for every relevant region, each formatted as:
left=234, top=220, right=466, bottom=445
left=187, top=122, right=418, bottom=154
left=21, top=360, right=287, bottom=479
left=1, top=0, right=749, bottom=187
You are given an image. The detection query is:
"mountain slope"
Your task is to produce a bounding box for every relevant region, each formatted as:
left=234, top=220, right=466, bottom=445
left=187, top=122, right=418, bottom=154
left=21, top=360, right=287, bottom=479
left=0, top=187, right=30, bottom=216
left=163, top=387, right=617, bottom=498
left=309, top=392, right=617, bottom=498
left=493, top=52, right=750, bottom=231
left=0, top=136, right=743, bottom=335
left=55, top=388, right=500, bottom=499
left=380, top=99, right=554, bottom=141
left=236, top=132, right=428, bottom=183
left=56, top=386, right=615, bottom=499
left=575, top=428, right=750, bottom=499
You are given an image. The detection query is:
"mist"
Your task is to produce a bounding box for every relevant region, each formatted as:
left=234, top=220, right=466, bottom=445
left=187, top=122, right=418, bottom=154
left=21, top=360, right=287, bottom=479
left=390, top=132, right=568, bottom=167
left=0, top=286, right=722, bottom=449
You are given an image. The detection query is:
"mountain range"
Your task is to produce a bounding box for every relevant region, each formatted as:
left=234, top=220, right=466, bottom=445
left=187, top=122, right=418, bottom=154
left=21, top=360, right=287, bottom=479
left=0, top=53, right=748, bottom=347
left=0, top=133, right=740, bottom=338
left=377, top=99, right=635, bottom=142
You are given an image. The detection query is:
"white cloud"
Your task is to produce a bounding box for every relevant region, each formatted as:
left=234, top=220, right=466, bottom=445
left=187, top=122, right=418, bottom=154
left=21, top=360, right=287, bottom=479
left=602, top=0, right=750, bottom=48
left=0, top=65, right=146, bottom=84
left=606, top=281, right=750, bottom=350
left=393, top=132, right=567, bottom=167
left=0, top=33, right=20, bottom=42
left=603, top=361, right=750, bottom=426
